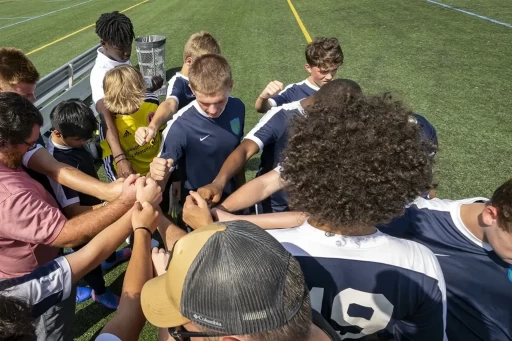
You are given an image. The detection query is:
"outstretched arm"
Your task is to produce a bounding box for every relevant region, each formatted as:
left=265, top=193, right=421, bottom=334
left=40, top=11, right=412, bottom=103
left=26, top=147, right=123, bottom=202
left=219, top=169, right=285, bottom=212
left=211, top=209, right=308, bottom=230
left=99, top=202, right=160, bottom=341
left=255, top=81, right=283, bottom=113
left=198, top=140, right=259, bottom=203
left=135, top=97, right=179, bottom=146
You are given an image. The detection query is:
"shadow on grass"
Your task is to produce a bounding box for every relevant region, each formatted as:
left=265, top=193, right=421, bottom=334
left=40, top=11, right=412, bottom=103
left=73, top=270, right=126, bottom=340
left=246, top=156, right=260, bottom=173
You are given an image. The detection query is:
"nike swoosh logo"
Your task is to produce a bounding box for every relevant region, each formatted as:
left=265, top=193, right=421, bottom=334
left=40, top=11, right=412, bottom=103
left=434, top=254, right=450, bottom=257
left=200, top=135, right=210, bottom=141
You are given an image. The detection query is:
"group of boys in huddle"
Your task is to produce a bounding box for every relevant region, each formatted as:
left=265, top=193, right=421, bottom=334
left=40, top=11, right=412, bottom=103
left=0, top=9, right=511, bottom=341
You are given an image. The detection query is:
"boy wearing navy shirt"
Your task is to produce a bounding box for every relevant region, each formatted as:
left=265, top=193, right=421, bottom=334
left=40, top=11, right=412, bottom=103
left=255, top=37, right=343, bottom=113
left=48, top=99, right=131, bottom=310
left=150, top=54, right=245, bottom=202
left=135, top=31, right=221, bottom=147
left=379, top=179, right=512, bottom=341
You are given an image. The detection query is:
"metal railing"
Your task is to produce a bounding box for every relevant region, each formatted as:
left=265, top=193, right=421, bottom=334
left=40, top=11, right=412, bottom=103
left=34, top=43, right=100, bottom=133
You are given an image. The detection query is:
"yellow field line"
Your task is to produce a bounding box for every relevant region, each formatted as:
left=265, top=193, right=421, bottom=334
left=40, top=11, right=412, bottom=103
left=26, top=0, right=149, bottom=56
left=286, top=0, right=312, bottom=43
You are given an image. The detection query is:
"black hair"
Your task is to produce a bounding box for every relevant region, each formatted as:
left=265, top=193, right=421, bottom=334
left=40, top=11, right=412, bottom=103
left=0, top=92, right=43, bottom=148
left=0, top=294, right=36, bottom=341
left=95, top=11, right=134, bottom=48
left=50, top=99, right=97, bottom=139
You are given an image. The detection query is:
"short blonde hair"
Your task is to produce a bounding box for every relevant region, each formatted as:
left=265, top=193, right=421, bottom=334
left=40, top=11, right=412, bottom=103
left=103, top=65, right=145, bottom=114
left=0, top=47, right=39, bottom=89
left=183, top=31, right=221, bottom=61
left=188, top=54, right=232, bottom=95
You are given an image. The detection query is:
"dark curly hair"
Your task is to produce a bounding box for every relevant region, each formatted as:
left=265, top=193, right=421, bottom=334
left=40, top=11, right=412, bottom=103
left=0, top=294, right=36, bottom=341
left=281, top=93, right=434, bottom=230
left=490, top=178, right=512, bottom=233
left=95, top=11, right=134, bottom=48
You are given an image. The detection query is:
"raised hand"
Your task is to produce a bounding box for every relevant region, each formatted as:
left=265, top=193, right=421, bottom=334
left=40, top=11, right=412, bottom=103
left=131, top=201, right=159, bottom=233
left=259, top=80, right=284, bottom=100
left=136, top=177, right=162, bottom=206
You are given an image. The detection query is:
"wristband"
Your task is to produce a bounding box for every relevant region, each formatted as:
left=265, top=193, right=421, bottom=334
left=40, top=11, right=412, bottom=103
left=113, top=154, right=125, bottom=160
left=115, top=158, right=128, bottom=165
left=134, top=227, right=152, bottom=235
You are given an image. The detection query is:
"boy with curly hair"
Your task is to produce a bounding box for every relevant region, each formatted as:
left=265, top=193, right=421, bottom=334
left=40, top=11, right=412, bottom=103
left=265, top=94, right=447, bottom=340
left=255, top=37, right=343, bottom=113
left=380, top=179, right=512, bottom=341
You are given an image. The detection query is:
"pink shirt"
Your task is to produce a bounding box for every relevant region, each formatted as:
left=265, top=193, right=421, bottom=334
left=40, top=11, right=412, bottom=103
left=0, top=162, right=66, bottom=278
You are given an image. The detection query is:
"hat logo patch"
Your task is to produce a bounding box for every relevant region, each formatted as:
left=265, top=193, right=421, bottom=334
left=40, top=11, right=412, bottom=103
left=192, top=313, right=223, bottom=327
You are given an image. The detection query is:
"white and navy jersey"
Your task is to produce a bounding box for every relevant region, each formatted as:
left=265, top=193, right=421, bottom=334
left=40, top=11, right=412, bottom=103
left=46, top=139, right=101, bottom=208
left=159, top=99, right=245, bottom=200
left=0, top=256, right=72, bottom=318
left=269, top=78, right=319, bottom=107
left=166, top=72, right=195, bottom=111
left=245, top=101, right=304, bottom=213
left=379, top=197, right=512, bottom=341
left=268, top=222, right=447, bottom=341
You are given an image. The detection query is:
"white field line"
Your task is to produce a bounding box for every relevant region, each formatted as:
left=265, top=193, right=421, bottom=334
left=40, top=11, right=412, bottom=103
left=427, top=0, right=512, bottom=29
left=0, top=16, right=33, bottom=19
left=0, top=0, right=95, bottom=31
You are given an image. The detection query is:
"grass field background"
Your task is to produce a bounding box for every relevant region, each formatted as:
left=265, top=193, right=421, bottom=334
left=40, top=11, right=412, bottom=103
left=1, top=0, right=511, bottom=339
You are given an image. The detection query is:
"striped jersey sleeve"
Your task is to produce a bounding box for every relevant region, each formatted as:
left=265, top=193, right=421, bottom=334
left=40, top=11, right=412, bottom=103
left=0, top=257, right=72, bottom=318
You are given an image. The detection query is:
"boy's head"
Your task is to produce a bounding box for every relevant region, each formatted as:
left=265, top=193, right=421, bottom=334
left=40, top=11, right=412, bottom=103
left=482, top=179, right=512, bottom=263
left=103, top=65, right=145, bottom=115
left=188, top=54, right=233, bottom=118
left=305, top=37, right=343, bottom=88
left=0, top=47, right=39, bottom=103
left=281, top=93, right=433, bottom=233
left=50, top=99, right=97, bottom=148
left=183, top=31, right=221, bottom=66
left=95, top=11, right=134, bottom=63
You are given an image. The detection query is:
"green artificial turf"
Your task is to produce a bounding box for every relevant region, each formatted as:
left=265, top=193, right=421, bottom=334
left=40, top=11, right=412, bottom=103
left=1, top=0, right=511, bottom=339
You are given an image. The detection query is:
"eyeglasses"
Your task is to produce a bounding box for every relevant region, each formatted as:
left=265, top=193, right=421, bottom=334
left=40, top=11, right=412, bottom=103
left=168, top=326, right=228, bottom=341
left=24, top=141, right=37, bottom=151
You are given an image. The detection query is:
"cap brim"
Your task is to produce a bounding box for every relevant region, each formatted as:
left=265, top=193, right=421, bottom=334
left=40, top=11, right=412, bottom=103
left=141, top=274, right=190, bottom=328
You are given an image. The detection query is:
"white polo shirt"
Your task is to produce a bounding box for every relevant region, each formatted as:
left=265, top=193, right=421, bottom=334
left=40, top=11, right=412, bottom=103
left=90, top=47, right=131, bottom=104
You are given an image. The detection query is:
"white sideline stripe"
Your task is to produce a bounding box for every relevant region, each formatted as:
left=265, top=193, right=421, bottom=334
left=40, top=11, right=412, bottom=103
left=0, top=16, right=33, bottom=19
left=427, top=0, right=512, bottom=29
left=0, top=0, right=95, bottom=30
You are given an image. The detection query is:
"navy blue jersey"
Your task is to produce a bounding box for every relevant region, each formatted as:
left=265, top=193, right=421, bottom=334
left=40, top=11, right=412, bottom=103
left=47, top=138, right=101, bottom=207
left=166, top=72, right=195, bottom=111
left=269, top=78, right=319, bottom=107
left=379, top=197, right=512, bottom=341
left=160, top=99, right=245, bottom=200
left=245, top=101, right=304, bottom=213
left=268, top=222, right=447, bottom=341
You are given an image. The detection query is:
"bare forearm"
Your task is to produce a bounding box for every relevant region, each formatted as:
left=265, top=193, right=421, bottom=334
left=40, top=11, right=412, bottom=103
left=66, top=208, right=133, bottom=282
left=125, top=229, right=153, bottom=295
left=221, top=211, right=308, bottom=230
left=159, top=215, right=186, bottom=250
left=149, top=98, right=177, bottom=130
left=221, top=174, right=283, bottom=212
left=255, top=97, right=271, bottom=113
left=213, top=144, right=255, bottom=187
left=57, top=167, right=112, bottom=201
left=52, top=199, right=132, bottom=248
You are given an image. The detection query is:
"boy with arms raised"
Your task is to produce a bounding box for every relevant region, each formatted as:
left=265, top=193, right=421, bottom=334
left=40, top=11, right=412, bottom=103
left=135, top=31, right=221, bottom=146
left=255, top=37, right=343, bottom=113
left=379, top=179, right=512, bottom=341
left=220, top=93, right=447, bottom=340
left=150, top=54, right=245, bottom=203
left=91, top=11, right=163, bottom=178
left=48, top=99, right=131, bottom=309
